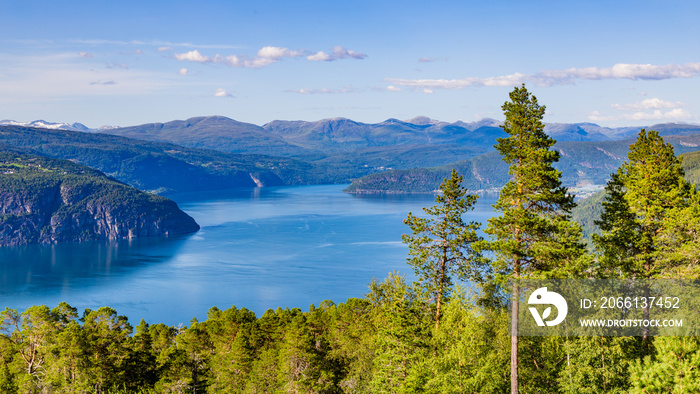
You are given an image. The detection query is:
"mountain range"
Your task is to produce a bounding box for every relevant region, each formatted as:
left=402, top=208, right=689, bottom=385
left=8, top=116, right=700, bottom=147
left=0, top=119, right=117, bottom=132
left=3, top=116, right=700, bottom=195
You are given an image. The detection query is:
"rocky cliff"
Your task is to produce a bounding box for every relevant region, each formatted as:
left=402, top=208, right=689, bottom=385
left=0, top=150, right=199, bottom=246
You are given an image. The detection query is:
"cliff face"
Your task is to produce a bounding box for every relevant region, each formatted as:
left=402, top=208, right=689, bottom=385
left=0, top=151, right=199, bottom=246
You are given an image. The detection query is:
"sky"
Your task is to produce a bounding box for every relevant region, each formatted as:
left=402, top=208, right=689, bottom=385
left=1, top=0, right=699, bottom=129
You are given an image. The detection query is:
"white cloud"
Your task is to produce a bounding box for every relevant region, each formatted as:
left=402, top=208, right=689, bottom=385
left=307, top=46, right=367, bottom=62
left=214, top=88, right=232, bottom=97
left=78, top=52, right=93, bottom=58
left=174, top=47, right=298, bottom=68
left=90, top=80, right=117, bottom=86
left=178, top=68, right=188, bottom=76
left=596, top=97, right=693, bottom=122
left=386, top=85, right=401, bottom=92
left=627, top=108, right=691, bottom=121
left=174, top=45, right=366, bottom=69
left=423, top=88, right=434, bottom=94
left=158, top=46, right=172, bottom=52
left=174, top=50, right=211, bottom=63
left=387, top=62, right=700, bottom=89
left=588, top=110, right=618, bottom=122
left=257, top=46, right=302, bottom=60
left=589, top=108, right=692, bottom=123
left=611, top=98, right=683, bottom=111
left=307, top=51, right=330, bottom=61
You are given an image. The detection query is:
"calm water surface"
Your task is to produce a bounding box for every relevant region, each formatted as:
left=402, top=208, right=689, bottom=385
left=0, top=185, right=496, bottom=326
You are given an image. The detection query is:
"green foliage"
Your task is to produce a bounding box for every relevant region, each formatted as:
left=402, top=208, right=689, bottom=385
left=484, top=84, right=587, bottom=281
left=366, top=273, right=432, bottom=393
left=344, top=152, right=509, bottom=194
left=594, top=129, right=695, bottom=278
left=0, top=148, right=199, bottom=245
left=571, top=148, right=700, bottom=246
left=558, top=337, right=640, bottom=393
left=402, top=169, right=485, bottom=328
left=629, top=337, right=700, bottom=393
left=424, top=289, right=510, bottom=393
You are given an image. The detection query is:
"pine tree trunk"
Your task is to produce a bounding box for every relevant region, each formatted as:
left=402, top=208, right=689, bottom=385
left=436, top=249, right=447, bottom=331
left=511, top=266, right=519, bottom=394
left=642, top=279, right=650, bottom=355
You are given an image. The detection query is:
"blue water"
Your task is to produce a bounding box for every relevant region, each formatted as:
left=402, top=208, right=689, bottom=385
left=0, top=185, right=496, bottom=327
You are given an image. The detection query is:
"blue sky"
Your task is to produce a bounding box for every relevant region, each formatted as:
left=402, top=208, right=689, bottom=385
left=1, top=0, right=699, bottom=128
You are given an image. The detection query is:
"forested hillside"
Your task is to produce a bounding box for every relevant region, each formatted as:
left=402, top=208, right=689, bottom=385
left=0, top=125, right=356, bottom=193
left=571, top=149, right=700, bottom=242
left=347, top=135, right=700, bottom=193
left=0, top=149, right=199, bottom=245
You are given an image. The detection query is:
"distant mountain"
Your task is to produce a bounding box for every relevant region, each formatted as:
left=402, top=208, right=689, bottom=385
left=101, top=115, right=700, bottom=159
left=104, top=116, right=307, bottom=156
left=545, top=122, right=700, bottom=141
left=345, top=134, right=700, bottom=194
left=0, top=119, right=115, bottom=132
left=10, top=116, right=700, bottom=147
left=544, top=123, right=613, bottom=142
left=0, top=125, right=356, bottom=194
left=0, top=148, right=199, bottom=246
left=263, top=117, right=508, bottom=149
left=7, top=116, right=700, bottom=195
left=405, top=116, right=446, bottom=126
left=100, top=116, right=506, bottom=172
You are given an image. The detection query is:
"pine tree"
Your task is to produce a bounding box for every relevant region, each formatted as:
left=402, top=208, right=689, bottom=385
left=402, top=169, right=484, bottom=330
left=594, top=129, right=693, bottom=278
left=483, top=84, right=587, bottom=394
left=594, top=129, right=695, bottom=355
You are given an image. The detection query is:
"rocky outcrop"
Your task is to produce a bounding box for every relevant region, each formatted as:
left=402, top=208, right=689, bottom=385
left=0, top=151, right=199, bottom=246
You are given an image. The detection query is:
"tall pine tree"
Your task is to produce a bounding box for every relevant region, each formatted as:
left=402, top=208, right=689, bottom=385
left=594, top=129, right=693, bottom=278
left=594, top=129, right=695, bottom=354
left=484, top=84, right=587, bottom=394
left=402, top=169, right=485, bottom=330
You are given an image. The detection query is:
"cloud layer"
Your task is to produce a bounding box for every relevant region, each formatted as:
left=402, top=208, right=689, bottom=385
left=611, top=98, right=683, bottom=111
left=589, top=97, right=691, bottom=123
left=386, top=62, right=700, bottom=90
left=174, top=46, right=366, bottom=69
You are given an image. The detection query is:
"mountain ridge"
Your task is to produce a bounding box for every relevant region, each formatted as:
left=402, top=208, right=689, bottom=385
left=6, top=116, right=700, bottom=142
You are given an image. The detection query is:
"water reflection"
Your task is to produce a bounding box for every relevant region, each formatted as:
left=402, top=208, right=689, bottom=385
left=0, top=236, right=190, bottom=300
